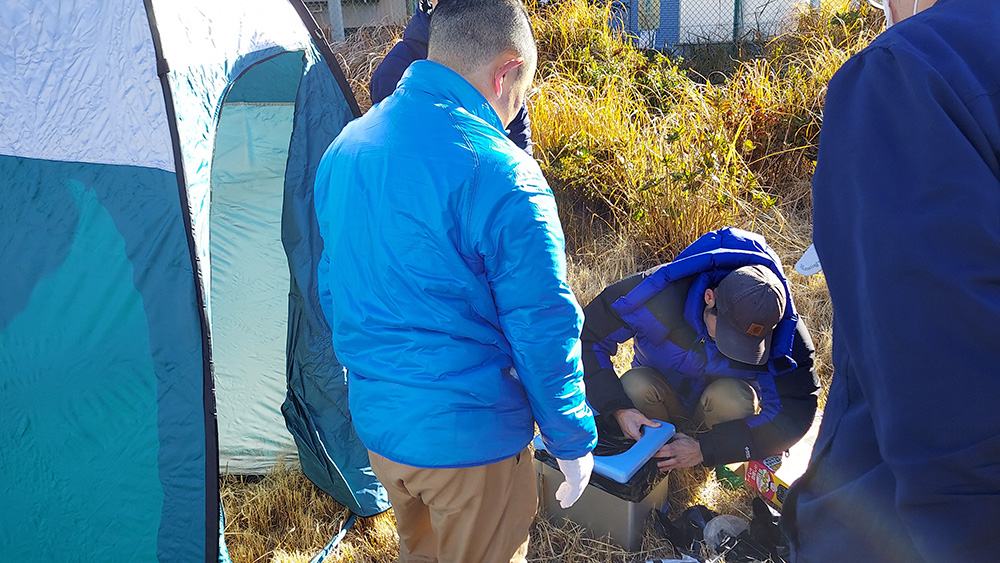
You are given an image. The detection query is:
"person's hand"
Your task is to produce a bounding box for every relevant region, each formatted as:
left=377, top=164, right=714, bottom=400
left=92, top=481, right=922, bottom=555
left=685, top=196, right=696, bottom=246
left=555, top=452, right=594, bottom=509
left=655, top=433, right=704, bottom=471
left=612, top=408, right=661, bottom=442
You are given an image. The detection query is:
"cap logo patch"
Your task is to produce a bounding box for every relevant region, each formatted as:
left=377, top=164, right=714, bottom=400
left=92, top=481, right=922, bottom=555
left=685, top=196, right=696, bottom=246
left=746, top=323, right=765, bottom=337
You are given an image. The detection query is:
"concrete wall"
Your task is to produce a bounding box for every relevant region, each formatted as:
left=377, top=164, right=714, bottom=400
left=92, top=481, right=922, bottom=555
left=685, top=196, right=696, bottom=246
left=304, top=0, right=409, bottom=37
left=343, top=0, right=409, bottom=28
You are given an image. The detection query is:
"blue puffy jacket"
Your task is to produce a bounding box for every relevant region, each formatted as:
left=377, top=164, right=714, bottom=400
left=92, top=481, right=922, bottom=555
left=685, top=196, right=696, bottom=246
left=782, top=1, right=1000, bottom=561
left=314, top=60, right=596, bottom=468
left=368, top=9, right=534, bottom=155
left=582, top=228, right=818, bottom=466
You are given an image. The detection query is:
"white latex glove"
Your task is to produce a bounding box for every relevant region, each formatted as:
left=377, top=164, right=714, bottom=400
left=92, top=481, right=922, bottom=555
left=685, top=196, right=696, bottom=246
left=555, top=452, right=594, bottom=509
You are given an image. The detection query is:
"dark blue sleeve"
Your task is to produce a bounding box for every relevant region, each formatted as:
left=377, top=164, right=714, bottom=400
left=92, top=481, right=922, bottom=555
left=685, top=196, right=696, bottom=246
left=369, top=41, right=418, bottom=105
left=506, top=103, right=533, bottom=156
left=580, top=273, right=644, bottom=415
left=813, top=44, right=1000, bottom=562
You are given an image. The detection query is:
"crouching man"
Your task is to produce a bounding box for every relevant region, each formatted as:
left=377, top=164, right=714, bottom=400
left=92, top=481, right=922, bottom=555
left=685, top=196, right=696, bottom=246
left=582, top=228, right=819, bottom=470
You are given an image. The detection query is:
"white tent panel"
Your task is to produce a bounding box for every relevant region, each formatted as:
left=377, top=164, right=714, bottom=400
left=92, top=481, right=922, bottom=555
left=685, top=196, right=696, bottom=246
left=0, top=1, right=174, bottom=171
left=210, top=102, right=298, bottom=473
left=150, top=0, right=312, bottom=70
left=151, top=0, right=314, bottom=315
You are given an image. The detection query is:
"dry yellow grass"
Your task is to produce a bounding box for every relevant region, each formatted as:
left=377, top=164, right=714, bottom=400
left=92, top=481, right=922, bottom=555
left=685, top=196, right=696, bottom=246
left=221, top=2, right=884, bottom=561
left=328, top=24, right=404, bottom=114
left=221, top=464, right=704, bottom=562
left=221, top=466, right=399, bottom=563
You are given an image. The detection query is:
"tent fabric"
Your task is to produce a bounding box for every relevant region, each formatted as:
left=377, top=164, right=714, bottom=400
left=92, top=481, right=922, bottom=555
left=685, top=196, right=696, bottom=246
left=212, top=100, right=300, bottom=473
left=153, top=0, right=312, bottom=312
left=158, top=0, right=382, bottom=508
left=225, top=52, right=307, bottom=104
left=211, top=50, right=307, bottom=474
left=279, top=41, right=391, bottom=517
left=0, top=158, right=206, bottom=562
left=1, top=0, right=388, bottom=560
left=0, top=1, right=175, bottom=171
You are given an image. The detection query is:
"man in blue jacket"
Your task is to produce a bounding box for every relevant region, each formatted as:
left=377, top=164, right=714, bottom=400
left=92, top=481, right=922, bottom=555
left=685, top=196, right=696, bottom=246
left=781, top=1, right=1000, bottom=561
left=313, top=1, right=596, bottom=561
left=582, top=228, right=819, bottom=471
left=368, top=0, right=534, bottom=155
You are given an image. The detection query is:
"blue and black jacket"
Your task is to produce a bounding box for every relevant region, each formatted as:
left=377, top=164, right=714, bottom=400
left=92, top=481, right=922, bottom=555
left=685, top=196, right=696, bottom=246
left=582, top=228, right=819, bottom=466
left=368, top=8, right=533, bottom=155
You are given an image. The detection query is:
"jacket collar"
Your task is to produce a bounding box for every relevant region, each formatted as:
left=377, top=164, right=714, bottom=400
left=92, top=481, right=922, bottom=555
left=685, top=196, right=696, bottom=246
left=402, top=9, right=430, bottom=44
left=397, top=60, right=505, bottom=132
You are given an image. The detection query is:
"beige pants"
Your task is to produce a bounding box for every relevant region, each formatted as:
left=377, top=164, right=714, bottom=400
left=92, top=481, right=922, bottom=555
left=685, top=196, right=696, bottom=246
left=368, top=448, right=537, bottom=563
left=620, top=366, right=758, bottom=429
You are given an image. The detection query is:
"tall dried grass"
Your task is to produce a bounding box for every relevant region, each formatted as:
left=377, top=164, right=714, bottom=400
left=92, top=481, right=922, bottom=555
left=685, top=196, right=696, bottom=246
left=534, top=0, right=881, bottom=404
left=222, top=2, right=883, bottom=561
left=531, top=0, right=881, bottom=265
left=328, top=24, right=403, bottom=114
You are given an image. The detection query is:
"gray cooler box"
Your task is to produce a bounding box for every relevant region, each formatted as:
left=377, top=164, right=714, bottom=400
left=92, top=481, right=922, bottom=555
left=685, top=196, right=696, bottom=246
left=533, top=422, right=675, bottom=551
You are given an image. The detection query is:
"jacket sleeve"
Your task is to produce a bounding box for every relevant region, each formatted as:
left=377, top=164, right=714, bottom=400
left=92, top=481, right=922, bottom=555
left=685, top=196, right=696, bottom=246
left=698, top=319, right=819, bottom=466
left=368, top=41, right=418, bottom=105
left=813, top=44, right=1000, bottom=562
left=506, top=102, right=533, bottom=156
left=474, top=165, right=597, bottom=460
left=580, top=273, right=645, bottom=416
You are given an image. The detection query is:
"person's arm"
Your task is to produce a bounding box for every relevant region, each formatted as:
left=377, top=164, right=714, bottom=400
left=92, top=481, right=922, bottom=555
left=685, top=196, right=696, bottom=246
left=473, top=163, right=596, bottom=459
left=369, top=40, right=420, bottom=105
left=814, top=44, right=1000, bottom=562
left=694, top=319, right=819, bottom=467
left=579, top=272, right=645, bottom=417
left=506, top=103, right=533, bottom=156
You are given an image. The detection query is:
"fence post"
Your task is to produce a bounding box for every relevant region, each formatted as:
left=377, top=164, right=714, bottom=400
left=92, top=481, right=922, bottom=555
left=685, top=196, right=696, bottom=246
left=630, top=0, right=640, bottom=40
left=732, top=0, right=743, bottom=43
left=327, top=0, right=345, bottom=43
left=655, top=0, right=680, bottom=51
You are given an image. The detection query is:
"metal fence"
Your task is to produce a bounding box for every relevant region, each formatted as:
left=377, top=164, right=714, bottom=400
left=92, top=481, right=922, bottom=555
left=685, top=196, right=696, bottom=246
left=613, top=0, right=815, bottom=51
left=307, top=0, right=814, bottom=52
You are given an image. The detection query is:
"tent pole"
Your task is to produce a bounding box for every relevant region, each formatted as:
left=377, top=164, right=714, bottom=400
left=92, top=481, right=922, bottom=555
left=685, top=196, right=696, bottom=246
left=142, top=1, right=221, bottom=561
left=309, top=513, right=359, bottom=563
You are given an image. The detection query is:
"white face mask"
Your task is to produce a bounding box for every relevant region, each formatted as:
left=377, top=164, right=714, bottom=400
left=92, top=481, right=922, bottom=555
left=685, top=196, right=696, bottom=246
left=883, top=1, right=896, bottom=26
left=869, top=0, right=920, bottom=27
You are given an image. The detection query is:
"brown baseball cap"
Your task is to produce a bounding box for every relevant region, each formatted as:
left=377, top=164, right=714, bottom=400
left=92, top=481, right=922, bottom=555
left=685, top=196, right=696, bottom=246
left=714, top=265, right=787, bottom=365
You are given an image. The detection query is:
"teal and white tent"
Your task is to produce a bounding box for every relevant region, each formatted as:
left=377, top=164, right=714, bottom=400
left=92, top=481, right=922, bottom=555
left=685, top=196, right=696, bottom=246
left=0, top=1, right=389, bottom=560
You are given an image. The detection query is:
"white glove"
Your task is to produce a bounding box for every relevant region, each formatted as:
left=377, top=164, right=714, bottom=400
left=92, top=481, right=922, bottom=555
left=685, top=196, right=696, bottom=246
left=555, top=452, right=594, bottom=509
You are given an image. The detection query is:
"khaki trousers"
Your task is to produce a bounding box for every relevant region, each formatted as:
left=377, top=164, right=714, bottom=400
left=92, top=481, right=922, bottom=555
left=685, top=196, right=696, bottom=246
left=620, top=366, right=758, bottom=429
left=368, top=448, right=537, bottom=563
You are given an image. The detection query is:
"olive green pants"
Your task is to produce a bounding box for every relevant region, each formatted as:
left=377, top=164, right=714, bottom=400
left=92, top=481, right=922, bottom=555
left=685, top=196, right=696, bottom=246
left=368, top=448, right=536, bottom=563
left=620, top=366, right=758, bottom=429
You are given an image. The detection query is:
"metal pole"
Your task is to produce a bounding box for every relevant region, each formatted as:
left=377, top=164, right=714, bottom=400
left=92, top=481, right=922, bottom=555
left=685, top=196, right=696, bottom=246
left=327, top=0, right=345, bottom=43
left=732, top=0, right=743, bottom=43
left=309, top=513, right=358, bottom=563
